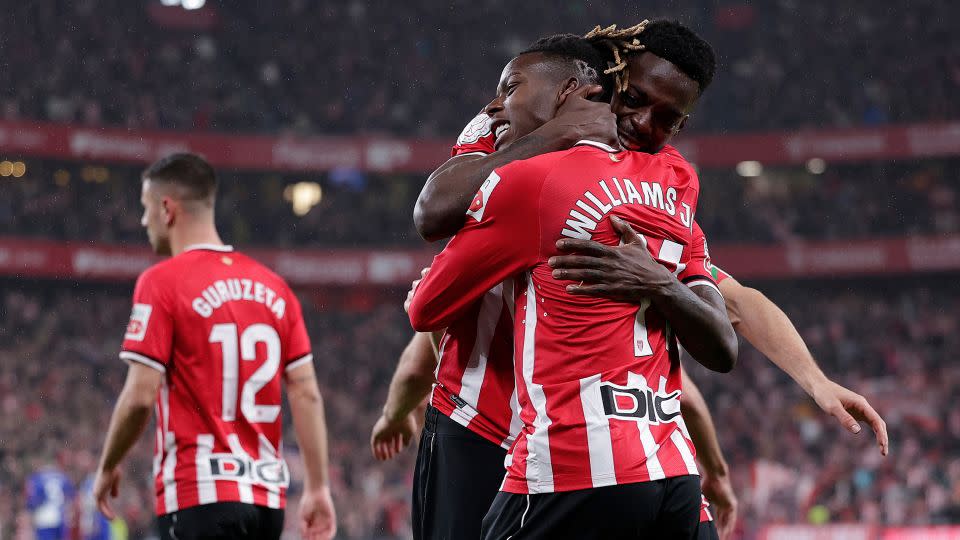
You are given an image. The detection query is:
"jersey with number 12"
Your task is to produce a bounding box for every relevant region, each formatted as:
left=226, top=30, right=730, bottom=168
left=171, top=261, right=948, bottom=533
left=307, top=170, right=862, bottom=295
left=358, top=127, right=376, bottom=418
left=120, top=245, right=313, bottom=514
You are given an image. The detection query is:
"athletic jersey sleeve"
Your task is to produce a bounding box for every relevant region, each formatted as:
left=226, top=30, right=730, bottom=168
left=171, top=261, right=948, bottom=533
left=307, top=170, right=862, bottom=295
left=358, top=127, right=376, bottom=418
left=119, top=268, right=175, bottom=373
left=451, top=112, right=496, bottom=157
left=408, top=158, right=549, bottom=331
left=678, top=221, right=721, bottom=295
left=283, top=290, right=313, bottom=372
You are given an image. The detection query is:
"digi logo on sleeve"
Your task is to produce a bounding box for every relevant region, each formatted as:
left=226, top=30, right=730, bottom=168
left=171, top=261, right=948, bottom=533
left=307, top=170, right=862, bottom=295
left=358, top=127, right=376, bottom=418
left=466, top=171, right=501, bottom=222
left=125, top=303, right=152, bottom=341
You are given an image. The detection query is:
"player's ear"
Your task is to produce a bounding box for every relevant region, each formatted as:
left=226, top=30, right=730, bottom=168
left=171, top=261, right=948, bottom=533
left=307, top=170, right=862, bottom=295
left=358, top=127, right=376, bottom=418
left=556, top=77, right=580, bottom=108
left=161, top=197, right=176, bottom=227
left=674, top=115, right=690, bottom=135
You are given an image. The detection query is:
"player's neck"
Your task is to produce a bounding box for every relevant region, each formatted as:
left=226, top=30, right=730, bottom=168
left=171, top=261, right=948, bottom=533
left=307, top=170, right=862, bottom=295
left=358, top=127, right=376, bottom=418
left=169, top=222, right=224, bottom=257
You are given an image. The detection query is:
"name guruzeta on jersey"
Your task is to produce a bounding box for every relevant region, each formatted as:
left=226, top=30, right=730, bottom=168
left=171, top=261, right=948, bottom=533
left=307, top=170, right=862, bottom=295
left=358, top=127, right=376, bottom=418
left=561, top=177, right=692, bottom=240
left=192, top=278, right=287, bottom=319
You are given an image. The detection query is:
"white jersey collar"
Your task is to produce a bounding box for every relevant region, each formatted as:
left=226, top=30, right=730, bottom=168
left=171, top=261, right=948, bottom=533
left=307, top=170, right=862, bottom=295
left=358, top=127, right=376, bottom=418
left=184, top=243, right=234, bottom=253
left=574, top=140, right=620, bottom=153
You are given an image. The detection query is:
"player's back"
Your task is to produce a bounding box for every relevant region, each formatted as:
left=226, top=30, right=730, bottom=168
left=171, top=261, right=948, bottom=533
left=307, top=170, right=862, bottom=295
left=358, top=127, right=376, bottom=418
left=503, top=143, right=707, bottom=493
left=121, top=245, right=312, bottom=514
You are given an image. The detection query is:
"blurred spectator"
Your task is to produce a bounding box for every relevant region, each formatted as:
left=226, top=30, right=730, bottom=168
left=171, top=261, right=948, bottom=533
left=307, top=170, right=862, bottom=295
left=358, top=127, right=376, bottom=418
left=0, top=276, right=957, bottom=538
left=1, top=158, right=957, bottom=248
left=0, top=1, right=957, bottom=137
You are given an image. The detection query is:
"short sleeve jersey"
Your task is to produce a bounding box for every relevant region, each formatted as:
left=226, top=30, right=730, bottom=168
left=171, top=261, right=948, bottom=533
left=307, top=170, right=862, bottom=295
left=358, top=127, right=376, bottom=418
left=410, top=142, right=718, bottom=494
left=120, top=245, right=312, bottom=514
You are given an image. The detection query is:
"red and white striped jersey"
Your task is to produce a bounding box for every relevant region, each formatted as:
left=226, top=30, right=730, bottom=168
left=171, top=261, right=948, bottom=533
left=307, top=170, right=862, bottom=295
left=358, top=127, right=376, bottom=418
left=410, top=142, right=719, bottom=494
left=428, top=113, right=520, bottom=449
left=120, top=245, right=312, bottom=515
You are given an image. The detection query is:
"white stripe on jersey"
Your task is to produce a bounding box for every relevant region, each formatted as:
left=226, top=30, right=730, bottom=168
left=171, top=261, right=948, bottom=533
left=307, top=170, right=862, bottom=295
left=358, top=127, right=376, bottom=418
left=195, top=434, right=218, bottom=505
left=503, top=387, right=523, bottom=449
left=670, top=430, right=700, bottom=476
left=153, top=407, right=162, bottom=478
left=258, top=435, right=283, bottom=509
left=522, top=275, right=554, bottom=493
left=579, top=374, right=617, bottom=487
left=227, top=434, right=255, bottom=504
left=457, top=283, right=505, bottom=423
left=627, top=372, right=665, bottom=480
left=159, top=382, right=178, bottom=511
left=162, top=436, right=178, bottom=512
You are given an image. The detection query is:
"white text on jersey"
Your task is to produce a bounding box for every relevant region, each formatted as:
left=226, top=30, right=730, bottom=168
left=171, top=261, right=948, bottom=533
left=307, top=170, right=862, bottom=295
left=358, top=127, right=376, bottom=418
left=561, top=178, right=692, bottom=240
left=192, top=279, right=287, bottom=320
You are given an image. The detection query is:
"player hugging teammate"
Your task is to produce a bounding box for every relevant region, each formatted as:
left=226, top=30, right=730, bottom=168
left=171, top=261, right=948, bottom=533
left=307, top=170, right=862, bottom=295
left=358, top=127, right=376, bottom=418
left=374, top=19, right=888, bottom=540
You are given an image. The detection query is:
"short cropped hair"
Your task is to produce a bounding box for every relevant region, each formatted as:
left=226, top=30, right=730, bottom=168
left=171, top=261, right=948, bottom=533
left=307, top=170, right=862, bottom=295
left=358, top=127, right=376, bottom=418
left=142, top=153, right=217, bottom=201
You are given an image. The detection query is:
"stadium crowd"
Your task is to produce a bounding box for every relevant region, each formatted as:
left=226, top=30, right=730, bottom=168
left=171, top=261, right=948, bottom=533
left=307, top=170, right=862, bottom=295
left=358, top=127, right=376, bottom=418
left=0, top=276, right=957, bottom=538
left=1, top=157, right=957, bottom=248
left=2, top=1, right=958, bottom=137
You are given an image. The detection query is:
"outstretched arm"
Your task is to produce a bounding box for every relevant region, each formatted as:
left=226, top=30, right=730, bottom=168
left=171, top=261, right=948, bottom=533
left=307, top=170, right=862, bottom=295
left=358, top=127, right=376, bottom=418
left=681, top=367, right=737, bottom=540
left=371, top=332, right=439, bottom=461
left=719, top=275, right=888, bottom=455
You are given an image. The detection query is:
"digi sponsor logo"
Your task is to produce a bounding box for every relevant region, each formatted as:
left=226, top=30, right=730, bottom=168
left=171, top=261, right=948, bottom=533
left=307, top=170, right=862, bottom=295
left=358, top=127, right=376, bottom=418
left=205, top=454, right=290, bottom=487
left=599, top=382, right=681, bottom=424
left=465, top=171, right=501, bottom=222
left=125, top=303, right=152, bottom=341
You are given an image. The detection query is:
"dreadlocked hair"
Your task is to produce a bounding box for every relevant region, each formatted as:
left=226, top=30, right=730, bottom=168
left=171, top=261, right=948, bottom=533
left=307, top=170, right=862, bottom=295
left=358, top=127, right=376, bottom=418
left=584, top=21, right=649, bottom=94
left=585, top=20, right=717, bottom=95
left=519, top=33, right=615, bottom=101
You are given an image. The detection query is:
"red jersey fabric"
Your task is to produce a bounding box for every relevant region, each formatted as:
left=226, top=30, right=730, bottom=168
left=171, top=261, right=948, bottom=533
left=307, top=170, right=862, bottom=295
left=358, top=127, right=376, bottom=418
left=427, top=114, right=520, bottom=449
left=120, top=245, right=312, bottom=514
left=410, top=142, right=718, bottom=494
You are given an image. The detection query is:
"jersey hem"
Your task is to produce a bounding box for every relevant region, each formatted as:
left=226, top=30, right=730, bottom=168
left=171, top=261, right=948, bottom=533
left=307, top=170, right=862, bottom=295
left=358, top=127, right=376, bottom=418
left=501, top=470, right=700, bottom=494
left=284, top=353, right=314, bottom=372
left=119, top=350, right=166, bottom=373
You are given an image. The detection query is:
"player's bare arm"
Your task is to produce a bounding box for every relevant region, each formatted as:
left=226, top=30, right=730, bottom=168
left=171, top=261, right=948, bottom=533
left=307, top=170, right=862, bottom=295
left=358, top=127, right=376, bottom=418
left=720, top=276, right=889, bottom=455
left=93, top=362, right=163, bottom=519
left=371, top=332, right=438, bottom=461
left=415, top=85, right=617, bottom=242
left=550, top=216, right=737, bottom=372
left=285, top=361, right=337, bottom=540
left=681, top=367, right=738, bottom=540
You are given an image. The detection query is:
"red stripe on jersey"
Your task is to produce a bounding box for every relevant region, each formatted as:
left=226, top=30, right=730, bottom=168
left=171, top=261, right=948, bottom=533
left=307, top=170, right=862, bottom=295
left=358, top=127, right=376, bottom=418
left=127, top=248, right=305, bottom=514
left=430, top=281, right=518, bottom=448
left=412, top=144, right=715, bottom=495
left=700, top=494, right=714, bottom=522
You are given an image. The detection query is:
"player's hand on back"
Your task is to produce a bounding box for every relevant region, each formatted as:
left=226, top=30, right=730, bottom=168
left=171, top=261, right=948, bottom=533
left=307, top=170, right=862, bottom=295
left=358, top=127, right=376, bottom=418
left=701, top=467, right=738, bottom=540
left=370, top=411, right=419, bottom=461
left=811, top=378, right=889, bottom=456
left=299, top=485, right=337, bottom=540
left=92, top=467, right=122, bottom=520
left=539, top=83, right=621, bottom=151
left=549, top=216, right=674, bottom=303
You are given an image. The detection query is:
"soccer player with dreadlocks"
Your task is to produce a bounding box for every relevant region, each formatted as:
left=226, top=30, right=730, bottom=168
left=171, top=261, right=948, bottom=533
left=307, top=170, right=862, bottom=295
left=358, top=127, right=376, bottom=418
left=406, top=23, right=739, bottom=538
left=374, top=20, right=887, bottom=540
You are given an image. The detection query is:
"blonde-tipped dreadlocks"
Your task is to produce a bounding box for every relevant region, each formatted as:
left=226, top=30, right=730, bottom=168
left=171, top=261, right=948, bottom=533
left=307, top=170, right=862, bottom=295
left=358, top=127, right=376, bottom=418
left=584, top=21, right=649, bottom=94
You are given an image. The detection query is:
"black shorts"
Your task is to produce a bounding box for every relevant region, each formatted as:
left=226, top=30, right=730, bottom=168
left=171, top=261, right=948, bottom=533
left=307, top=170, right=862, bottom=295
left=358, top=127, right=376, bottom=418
left=481, top=475, right=703, bottom=540
left=697, top=520, right=720, bottom=540
left=157, top=502, right=284, bottom=540
left=412, top=405, right=508, bottom=540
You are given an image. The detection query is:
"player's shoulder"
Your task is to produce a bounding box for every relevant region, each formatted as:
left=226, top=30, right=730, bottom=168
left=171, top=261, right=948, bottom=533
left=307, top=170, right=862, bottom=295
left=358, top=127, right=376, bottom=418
left=657, top=144, right=697, bottom=175
left=500, top=140, right=618, bottom=176
left=136, top=255, right=181, bottom=288
left=232, top=251, right=298, bottom=294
